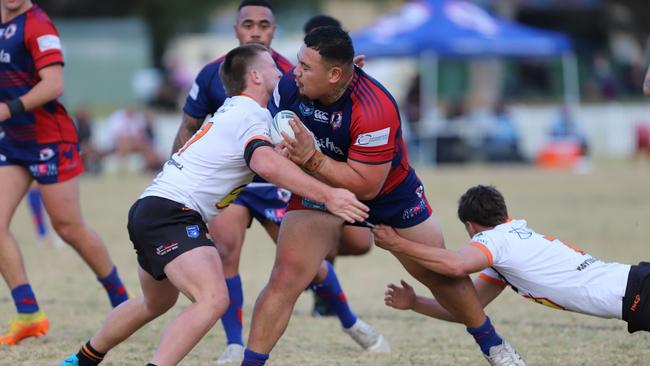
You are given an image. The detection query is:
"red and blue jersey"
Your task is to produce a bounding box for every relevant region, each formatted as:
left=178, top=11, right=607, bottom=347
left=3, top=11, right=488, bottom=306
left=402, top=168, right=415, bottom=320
left=183, top=49, right=293, bottom=119
left=0, top=5, right=76, bottom=145
left=271, top=66, right=412, bottom=196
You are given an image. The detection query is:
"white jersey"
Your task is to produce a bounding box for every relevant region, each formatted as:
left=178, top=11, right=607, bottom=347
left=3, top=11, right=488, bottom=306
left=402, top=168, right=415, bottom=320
left=472, top=219, right=630, bottom=319
left=141, top=95, right=272, bottom=222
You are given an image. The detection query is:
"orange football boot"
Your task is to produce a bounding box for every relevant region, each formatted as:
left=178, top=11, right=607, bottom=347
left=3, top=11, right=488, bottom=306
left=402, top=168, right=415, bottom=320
left=0, top=311, right=49, bottom=345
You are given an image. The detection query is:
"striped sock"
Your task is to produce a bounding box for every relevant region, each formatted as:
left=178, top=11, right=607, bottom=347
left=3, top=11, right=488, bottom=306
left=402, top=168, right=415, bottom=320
left=97, top=266, right=129, bottom=308
left=27, top=188, right=48, bottom=238
left=222, top=275, right=244, bottom=345
left=76, top=341, right=105, bottom=366
left=11, top=284, right=39, bottom=314
left=309, top=261, right=357, bottom=329
left=241, top=349, right=268, bottom=366
left=467, top=316, right=503, bottom=355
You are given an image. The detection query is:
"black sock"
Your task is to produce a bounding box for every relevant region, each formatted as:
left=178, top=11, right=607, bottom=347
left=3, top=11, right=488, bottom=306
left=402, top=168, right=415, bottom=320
left=76, top=341, right=106, bottom=366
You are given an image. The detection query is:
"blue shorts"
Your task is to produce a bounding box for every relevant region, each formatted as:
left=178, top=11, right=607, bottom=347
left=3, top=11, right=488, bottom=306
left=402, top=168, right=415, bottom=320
left=232, top=183, right=292, bottom=226
left=288, top=169, right=432, bottom=228
left=0, top=139, right=84, bottom=184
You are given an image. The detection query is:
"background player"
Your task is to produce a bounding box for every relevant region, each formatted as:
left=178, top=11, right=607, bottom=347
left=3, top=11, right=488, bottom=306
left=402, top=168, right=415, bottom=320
left=60, top=43, right=369, bottom=366
left=0, top=0, right=128, bottom=346
left=171, top=1, right=380, bottom=363
left=380, top=185, right=649, bottom=336
left=241, top=26, right=524, bottom=366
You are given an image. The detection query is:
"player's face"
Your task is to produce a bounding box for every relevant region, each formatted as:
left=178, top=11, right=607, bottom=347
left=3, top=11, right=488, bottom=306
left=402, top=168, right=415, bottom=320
left=254, top=51, right=282, bottom=94
left=235, top=6, right=275, bottom=48
left=294, top=45, right=332, bottom=101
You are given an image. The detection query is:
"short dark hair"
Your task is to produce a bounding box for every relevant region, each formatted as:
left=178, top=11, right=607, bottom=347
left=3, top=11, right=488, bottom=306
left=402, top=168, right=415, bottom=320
left=219, top=44, right=269, bottom=96
left=457, top=185, right=509, bottom=227
left=304, top=26, right=354, bottom=67
left=238, top=0, right=273, bottom=11
left=303, top=15, right=342, bottom=34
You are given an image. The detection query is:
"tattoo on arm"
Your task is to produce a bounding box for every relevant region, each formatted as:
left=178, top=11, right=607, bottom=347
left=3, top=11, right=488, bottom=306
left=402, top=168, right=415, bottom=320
left=171, top=114, right=204, bottom=156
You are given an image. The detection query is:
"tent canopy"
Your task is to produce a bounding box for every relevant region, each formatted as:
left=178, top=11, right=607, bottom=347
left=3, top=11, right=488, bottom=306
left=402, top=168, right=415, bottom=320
left=352, top=0, right=573, bottom=58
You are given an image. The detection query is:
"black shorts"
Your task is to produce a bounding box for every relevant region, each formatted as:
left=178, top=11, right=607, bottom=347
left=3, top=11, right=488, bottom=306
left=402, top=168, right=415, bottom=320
left=127, top=196, right=215, bottom=280
left=622, top=261, right=650, bottom=333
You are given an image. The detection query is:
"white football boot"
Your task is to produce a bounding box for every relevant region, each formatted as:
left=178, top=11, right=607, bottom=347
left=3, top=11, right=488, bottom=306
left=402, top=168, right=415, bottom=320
left=484, top=340, right=526, bottom=366
left=343, top=318, right=390, bottom=353
left=216, top=343, right=245, bottom=364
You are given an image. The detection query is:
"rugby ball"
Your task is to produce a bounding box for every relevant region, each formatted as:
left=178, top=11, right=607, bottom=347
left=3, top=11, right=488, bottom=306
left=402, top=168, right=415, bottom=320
left=270, top=110, right=320, bottom=151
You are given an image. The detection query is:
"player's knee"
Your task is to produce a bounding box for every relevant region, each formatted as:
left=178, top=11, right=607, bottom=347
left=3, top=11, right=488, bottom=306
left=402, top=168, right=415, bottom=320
left=144, top=294, right=178, bottom=317
left=269, top=261, right=310, bottom=293
left=52, top=220, right=84, bottom=243
left=197, top=290, right=229, bottom=321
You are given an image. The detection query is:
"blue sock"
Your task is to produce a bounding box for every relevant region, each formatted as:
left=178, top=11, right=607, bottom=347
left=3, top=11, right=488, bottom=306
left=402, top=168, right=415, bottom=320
left=222, top=275, right=244, bottom=345
left=27, top=188, right=48, bottom=238
left=97, top=266, right=128, bottom=308
left=467, top=316, right=503, bottom=355
left=11, top=284, right=39, bottom=314
left=241, top=349, right=268, bottom=366
left=309, top=261, right=357, bottom=329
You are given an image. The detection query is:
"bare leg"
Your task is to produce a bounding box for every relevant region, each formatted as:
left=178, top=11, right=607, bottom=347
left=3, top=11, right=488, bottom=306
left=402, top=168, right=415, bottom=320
left=209, top=204, right=252, bottom=278
left=90, top=266, right=179, bottom=352
left=246, top=211, right=341, bottom=353
left=40, top=177, right=114, bottom=278
left=0, top=166, right=33, bottom=288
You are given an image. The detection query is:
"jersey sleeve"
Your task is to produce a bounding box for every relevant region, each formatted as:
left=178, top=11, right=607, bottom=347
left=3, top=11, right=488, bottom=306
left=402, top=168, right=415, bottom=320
left=183, top=62, right=224, bottom=119
left=468, top=231, right=509, bottom=266
left=24, top=13, right=63, bottom=70
left=238, top=108, right=272, bottom=150
left=478, top=267, right=508, bottom=289
left=348, top=88, right=400, bottom=164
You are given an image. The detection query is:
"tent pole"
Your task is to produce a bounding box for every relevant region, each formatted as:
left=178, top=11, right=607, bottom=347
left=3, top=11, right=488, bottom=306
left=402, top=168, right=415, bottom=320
left=418, top=52, right=438, bottom=166
left=562, top=52, right=580, bottom=107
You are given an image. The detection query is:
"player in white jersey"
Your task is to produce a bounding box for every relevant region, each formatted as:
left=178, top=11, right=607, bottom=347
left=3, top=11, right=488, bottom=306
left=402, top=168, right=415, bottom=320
left=59, top=44, right=368, bottom=366
left=377, top=185, right=649, bottom=338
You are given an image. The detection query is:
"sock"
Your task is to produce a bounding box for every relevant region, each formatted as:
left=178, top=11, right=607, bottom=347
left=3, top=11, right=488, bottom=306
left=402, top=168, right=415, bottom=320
left=222, top=275, right=244, bottom=345
left=97, top=266, right=129, bottom=307
left=241, top=349, right=268, bottom=366
left=76, top=341, right=106, bottom=366
left=309, top=261, right=357, bottom=329
left=467, top=316, right=503, bottom=355
left=27, top=188, right=48, bottom=238
left=11, top=284, right=39, bottom=314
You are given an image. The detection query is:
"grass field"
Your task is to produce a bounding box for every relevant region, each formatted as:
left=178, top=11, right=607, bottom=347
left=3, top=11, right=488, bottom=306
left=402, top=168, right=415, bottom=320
left=1, top=162, right=649, bottom=365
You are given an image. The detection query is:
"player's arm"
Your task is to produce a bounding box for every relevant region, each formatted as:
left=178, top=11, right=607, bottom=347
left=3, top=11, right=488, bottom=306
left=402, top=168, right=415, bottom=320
left=171, top=113, right=204, bottom=155
left=246, top=139, right=369, bottom=223
left=385, top=278, right=504, bottom=323
left=283, top=119, right=389, bottom=200
left=0, top=64, right=64, bottom=122
left=372, top=225, right=489, bottom=277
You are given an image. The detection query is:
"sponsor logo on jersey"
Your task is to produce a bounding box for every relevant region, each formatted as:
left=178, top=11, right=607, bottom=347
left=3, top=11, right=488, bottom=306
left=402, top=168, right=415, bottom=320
left=155, top=242, right=179, bottom=256
left=0, top=49, right=10, bottom=63
left=354, top=127, right=390, bottom=147
left=36, top=35, right=61, bottom=52
left=330, top=111, right=342, bottom=130
left=264, top=208, right=286, bottom=224
left=189, top=81, right=199, bottom=100
left=29, top=163, right=58, bottom=177
left=415, top=184, right=424, bottom=199
left=317, top=137, right=344, bottom=156
left=313, top=109, right=329, bottom=123
left=508, top=224, right=533, bottom=240
left=39, top=147, right=55, bottom=161
left=185, top=225, right=200, bottom=238
left=3, top=24, right=16, bottom=39
left=575, top=256, right=597, bottom=271
left=299, top=101, right=314, bottom=116
left=402, top=199, right=428, bottom=220
left=166, top=158, right=183, bottom=170
left=276, top=188, right=291, bottom=203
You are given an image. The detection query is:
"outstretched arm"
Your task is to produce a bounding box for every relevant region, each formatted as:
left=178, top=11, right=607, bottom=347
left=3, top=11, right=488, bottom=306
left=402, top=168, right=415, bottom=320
left=385, top=279, right=504, bottom=323
left=372, top=225, right=489, bottom=277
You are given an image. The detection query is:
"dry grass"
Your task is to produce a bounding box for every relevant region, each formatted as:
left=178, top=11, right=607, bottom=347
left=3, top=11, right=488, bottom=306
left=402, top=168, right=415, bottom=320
left=1, top=161, right=649, bottom=365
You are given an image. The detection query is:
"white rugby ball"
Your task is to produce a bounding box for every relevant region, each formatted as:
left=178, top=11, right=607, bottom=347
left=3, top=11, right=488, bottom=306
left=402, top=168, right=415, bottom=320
left=270, top=110, right=320, bottom=151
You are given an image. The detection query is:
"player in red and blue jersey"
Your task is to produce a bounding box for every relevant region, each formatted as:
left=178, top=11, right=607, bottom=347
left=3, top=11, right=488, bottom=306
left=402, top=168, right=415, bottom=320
left=0, top=0, right=128, bottom=346
left=240, top=27, right=525, bottom=366
left=170, top=1, right=381, bottom=363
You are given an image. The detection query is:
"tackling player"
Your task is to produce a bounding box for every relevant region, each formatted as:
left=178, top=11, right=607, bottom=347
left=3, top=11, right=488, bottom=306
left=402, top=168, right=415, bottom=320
left=241, top=27, right=525, bottom=366
left=59, top=44, right=369, bottom=366
left=171, top=1, right=381, bottom=362
left=381, top=185, right=649, bottom=339
left=0, top=0, right=128, bottom=346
